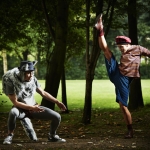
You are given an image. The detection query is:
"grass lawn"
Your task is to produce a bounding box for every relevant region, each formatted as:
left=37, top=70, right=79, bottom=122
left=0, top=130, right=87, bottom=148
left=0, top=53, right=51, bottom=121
left=0, top=79, right=150, bottom=112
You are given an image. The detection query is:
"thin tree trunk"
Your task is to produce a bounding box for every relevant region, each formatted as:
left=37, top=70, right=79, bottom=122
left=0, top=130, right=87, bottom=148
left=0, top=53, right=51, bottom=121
left=2, top=50, right=7, bottom=74
left=82, top=0, right=117, bottom=124
left=82, top=0, right=103, bottom=124
left=61, top=66, right=69, bottom=113
left=82, top=0, right=91, bottom=124
left=22, top=49, right=29, bottom=60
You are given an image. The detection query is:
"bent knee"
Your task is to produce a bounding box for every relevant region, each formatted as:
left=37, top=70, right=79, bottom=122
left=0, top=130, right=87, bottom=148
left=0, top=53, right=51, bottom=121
left=53, top=112, right=61, bottom=122
left=9, top=107, right=19, bottom=117
left=56, top=113, right=61, bottom=121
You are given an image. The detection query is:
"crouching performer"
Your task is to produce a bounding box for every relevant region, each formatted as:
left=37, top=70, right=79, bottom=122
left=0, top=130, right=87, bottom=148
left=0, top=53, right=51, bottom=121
left=2, top=61, right=66, bottom=144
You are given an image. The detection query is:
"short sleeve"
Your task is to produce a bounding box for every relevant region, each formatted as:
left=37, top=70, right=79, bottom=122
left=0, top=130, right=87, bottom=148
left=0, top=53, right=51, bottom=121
left=3, top=79, right=15, bottom=95
left=34, top=77, right=41, bottom=89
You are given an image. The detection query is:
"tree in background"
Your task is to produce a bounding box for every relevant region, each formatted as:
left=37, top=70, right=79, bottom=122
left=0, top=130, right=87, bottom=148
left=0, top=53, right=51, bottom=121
left=40, top=0, right=86, bottom=110
left=41, top=0, right=69, bottom=110
left=82, top=0, right=102, bottom=124
left=0, top=0, right=86, bottom=112
left=82, top=0, right=117, bottom=124
left=0, top=0, right=49, bottom=78
left=128, top=0, right=144, bottom=109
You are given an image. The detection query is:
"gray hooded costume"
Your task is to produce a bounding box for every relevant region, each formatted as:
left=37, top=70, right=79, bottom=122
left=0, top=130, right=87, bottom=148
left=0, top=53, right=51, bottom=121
left=2, top=61, right=38, bottom=141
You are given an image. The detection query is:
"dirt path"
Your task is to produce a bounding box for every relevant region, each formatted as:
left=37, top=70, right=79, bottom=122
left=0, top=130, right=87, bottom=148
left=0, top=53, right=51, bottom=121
left=0, top=108, right=150, bottom=150
left=0, top=136, right=149, bottom=150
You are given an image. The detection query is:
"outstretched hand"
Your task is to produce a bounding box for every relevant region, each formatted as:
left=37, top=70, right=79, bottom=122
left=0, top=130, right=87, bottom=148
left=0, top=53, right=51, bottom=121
left=56, top=101, right=67, bottom=111
left=95, top=14, right=103, bottom=31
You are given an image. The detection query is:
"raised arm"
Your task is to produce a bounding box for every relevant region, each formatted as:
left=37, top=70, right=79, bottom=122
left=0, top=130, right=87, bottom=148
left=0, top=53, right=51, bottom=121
left=95, top=15, right=112, bottom=61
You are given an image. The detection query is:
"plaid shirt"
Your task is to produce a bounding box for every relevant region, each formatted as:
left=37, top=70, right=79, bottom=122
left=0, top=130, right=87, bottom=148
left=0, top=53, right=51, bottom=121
left=119, top=45, right=150, bottom=77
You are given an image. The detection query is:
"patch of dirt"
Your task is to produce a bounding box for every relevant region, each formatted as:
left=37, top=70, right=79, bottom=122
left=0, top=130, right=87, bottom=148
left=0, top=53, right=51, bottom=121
left=0, top=107, right=150, bottom=150
left=0, top=138, right=149, bottom=150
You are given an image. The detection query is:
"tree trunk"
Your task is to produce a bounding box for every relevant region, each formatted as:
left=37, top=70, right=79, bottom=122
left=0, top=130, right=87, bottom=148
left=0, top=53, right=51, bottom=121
left=61, top=66, right=69, bottom=113
left=129, top=79, right=144, bottom=109
left=82, top=0, right=91, bottom=124
left=82, top=0, right=102, bottom=124
left=2, top=49, right=7, bottom=74
left=83, top=74, right=93, bottom=124
left=22, top=49, right=29, bottom=60
left=128, top=0, right=144, bottom=109
left=41, top=0, right=69, bottom=110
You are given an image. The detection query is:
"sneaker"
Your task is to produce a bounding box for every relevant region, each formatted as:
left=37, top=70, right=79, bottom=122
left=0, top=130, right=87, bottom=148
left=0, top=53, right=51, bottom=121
left=20, top=118, right=37, bottom=141
left=3, top=133, right=14, bottom=144
left=48, top=134, right=66, bottom=142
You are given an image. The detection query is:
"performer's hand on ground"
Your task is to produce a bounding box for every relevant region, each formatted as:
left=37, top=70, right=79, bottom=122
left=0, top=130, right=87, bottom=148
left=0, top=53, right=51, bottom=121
left=95, top=14, right=103, bottom=31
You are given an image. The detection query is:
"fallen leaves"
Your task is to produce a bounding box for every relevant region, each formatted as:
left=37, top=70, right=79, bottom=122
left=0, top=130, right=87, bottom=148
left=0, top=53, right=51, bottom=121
left=0, top=107, right=150, bottom=149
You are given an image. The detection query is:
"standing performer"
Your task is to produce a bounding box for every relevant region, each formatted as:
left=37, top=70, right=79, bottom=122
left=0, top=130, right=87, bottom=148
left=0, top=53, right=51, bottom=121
left=95, top=15, right=150, bottom=138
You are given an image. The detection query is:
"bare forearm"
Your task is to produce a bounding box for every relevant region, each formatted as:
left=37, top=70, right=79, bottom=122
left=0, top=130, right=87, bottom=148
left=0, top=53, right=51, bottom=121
left=95, top=15, right=112, bottom=61
left=41, top=91, right=59, bottom=104
left=8, top=94, right=41, bottom=111
left=99, top=35, right=108, bottom=51
left=99, top=35, right=112, bottom=61
left=36, top=88, right=66, bottom=111
left=13, top=101, right=34, bottom=110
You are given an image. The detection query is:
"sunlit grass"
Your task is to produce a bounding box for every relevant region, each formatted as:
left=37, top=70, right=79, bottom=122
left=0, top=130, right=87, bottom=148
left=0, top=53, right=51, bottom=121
left=0, top=80, right=150, bottom=112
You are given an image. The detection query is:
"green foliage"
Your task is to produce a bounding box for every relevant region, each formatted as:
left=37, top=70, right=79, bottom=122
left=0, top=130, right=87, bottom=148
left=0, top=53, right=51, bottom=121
left=0, top=0, right=33, bottom=50
left=65, top=55, right=86, bottom=79
left=140, top=64, right=150, bottom=79
left=95, top=59, right=108, bottom=79
left=0, top=0, right=150, bottom=80
left=0, top=85, right=7, bottom=107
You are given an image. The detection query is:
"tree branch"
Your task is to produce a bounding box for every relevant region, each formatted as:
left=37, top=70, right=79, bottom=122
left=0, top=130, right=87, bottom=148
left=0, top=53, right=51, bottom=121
left=41, top=0, right=55, bottom=41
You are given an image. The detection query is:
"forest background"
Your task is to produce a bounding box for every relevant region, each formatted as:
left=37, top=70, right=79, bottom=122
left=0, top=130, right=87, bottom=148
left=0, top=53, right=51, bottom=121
left=0, top=0, right=150, bottom=124
left=0, top=0, right=150, bottom=80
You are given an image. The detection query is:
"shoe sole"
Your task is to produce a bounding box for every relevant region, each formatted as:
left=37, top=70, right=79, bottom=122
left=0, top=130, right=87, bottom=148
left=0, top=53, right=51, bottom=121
left=3, top=142, right=11, bottom=144
left=48, top=139, right=66, bottom=142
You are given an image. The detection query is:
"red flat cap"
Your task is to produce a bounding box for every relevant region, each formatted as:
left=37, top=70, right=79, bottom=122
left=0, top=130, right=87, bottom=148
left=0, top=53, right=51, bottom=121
left=116, top=36, right=131, bottom=45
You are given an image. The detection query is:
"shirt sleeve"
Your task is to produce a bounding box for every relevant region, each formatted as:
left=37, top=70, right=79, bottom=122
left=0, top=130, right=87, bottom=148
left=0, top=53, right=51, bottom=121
left=34, top=77, right=41, bottom=89
left=139, top=46, right=150, bottom=57
left=3, top=79, right=15, bottom=95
